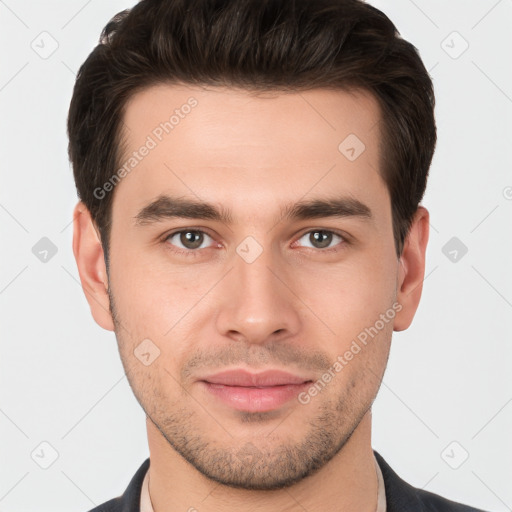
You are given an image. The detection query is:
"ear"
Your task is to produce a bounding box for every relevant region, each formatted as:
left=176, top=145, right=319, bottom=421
left=72, top=201, right=114, bottom=331
left=393, top=206, right=430, bottom=332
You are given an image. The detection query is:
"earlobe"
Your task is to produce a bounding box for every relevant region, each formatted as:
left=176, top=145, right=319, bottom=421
left=72, top=201, right=115, bottom=331
left=393, top=206, right=430, bottom=332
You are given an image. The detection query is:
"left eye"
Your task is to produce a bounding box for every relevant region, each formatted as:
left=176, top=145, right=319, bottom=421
left=295, top=230, right=344, bottom=250
left=165, top=230, right=214, bottom=251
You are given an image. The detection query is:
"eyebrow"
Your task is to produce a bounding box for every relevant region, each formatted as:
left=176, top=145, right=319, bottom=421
left=133, top=194, right=373, bottom=227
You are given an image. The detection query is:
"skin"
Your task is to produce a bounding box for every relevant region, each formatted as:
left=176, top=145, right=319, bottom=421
left=73, top=84, right=429, bottom=511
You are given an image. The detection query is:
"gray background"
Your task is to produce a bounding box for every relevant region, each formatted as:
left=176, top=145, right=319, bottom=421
left=1, top=0, right=511, bottom=511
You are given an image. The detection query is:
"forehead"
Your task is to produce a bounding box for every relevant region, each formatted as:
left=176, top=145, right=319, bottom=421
left=113, top=83, right=388, bottom=224
left=121, top=83, right=382, bottom=157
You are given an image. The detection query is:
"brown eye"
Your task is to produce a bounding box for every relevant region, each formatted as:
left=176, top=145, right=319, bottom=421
left=165, top=230, right=212, bottom=251
left=296, top=230, right=344, bottom=250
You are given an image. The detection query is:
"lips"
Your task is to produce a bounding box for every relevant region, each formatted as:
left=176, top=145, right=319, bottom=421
left=201, top=369, right=311, bottom=387
left=199, top=369, right=313, bottom=412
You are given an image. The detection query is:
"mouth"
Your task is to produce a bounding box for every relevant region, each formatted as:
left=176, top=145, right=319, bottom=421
left=199, top=369, right=313, bottom=413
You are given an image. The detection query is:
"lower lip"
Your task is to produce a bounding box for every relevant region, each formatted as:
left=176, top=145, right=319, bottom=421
left=201, top=381, right=311, bottom=412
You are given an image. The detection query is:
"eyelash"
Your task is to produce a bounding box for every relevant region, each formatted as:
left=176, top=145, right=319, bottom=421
left=162, top=228, right=349, bottom=257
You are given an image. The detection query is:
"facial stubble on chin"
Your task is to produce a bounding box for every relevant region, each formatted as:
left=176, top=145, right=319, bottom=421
left=106, top=287, right=383, bottom=491
left=142, top=388, right=373, bottom=491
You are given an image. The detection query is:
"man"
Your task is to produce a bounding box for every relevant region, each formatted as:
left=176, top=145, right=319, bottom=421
left=67, top=0, right=487, bottom=510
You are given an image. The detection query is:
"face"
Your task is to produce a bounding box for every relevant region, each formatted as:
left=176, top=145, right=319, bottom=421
left=78, top=84, right=423, bottom=490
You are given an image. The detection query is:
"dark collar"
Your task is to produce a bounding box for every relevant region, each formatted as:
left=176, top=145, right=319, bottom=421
left=373, top=450, right=424, bottom=511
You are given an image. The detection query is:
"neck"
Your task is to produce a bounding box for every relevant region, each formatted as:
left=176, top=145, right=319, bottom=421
left=146, top=411, right=378, bottom=512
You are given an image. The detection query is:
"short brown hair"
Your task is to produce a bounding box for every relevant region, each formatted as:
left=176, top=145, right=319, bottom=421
left=67, top=0, right=436, bottom=268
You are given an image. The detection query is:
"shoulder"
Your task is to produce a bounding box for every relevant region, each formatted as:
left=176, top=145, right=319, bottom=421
left=417, top=489, right=488, bottom=512
left=85, top=458, right=150, bottom=512
left=373, top=450, right=489, bottom=512
left=87, top=497, right=123, bottom=512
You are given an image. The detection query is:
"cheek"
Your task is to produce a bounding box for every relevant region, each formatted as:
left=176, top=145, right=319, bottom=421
left=109, top=243, right=198, bottom=330
left=108, top=265, right=204, bottom=387
left=296, top=258, right=397, bottom=336
left=329, top=318, right=392, bottom=403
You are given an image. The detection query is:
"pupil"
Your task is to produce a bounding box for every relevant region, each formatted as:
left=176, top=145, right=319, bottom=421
left=312, top=231, right=331, bottom=248
left=182, top=231, right=202, bottom=249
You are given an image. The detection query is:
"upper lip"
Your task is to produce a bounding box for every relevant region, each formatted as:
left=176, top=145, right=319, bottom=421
left=201, top=369, right=312, bottom=387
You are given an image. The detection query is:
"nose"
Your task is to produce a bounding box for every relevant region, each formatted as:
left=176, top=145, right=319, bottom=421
left=214, top=240, right=302, bottom=346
